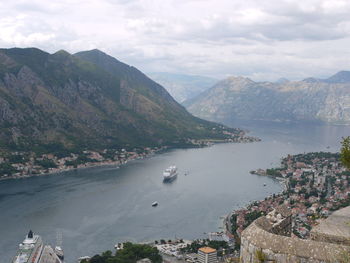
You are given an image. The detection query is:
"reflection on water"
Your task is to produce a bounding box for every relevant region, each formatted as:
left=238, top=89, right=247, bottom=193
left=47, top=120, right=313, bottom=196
left=0, top=121, right=349, bottom=261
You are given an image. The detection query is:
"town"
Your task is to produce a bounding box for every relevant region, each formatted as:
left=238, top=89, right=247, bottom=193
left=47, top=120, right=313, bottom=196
left=0, top=146, right=165, bottom=180
left=229, top=152, right=350, bottom=242
left=80, top=238, right=237, bottom=263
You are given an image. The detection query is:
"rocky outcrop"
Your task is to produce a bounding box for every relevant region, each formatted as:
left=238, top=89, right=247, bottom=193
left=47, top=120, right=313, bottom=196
left=185, top=73, right=350, bottom=124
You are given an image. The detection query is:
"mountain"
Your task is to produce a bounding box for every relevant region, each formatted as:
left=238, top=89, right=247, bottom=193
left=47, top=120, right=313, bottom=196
left=147, top=72, right=217, bottom=103
left=185, top=73, right=350, bottom=124
left=325, top=71, right=350, bottom=83
left=275, top=78, right=289, bottom=84
left=302, top=71, right=350, bottom=84
left=302, top=77, right=321, bottom=83
left=0, top=48, right=237, bottom=153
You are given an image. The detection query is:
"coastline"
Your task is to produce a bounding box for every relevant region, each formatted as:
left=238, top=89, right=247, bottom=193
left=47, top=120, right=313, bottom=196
left=222, top=173, right=286, bottom=237
left=0, top=147, right=165, bottom=182
left=0, top=131, right=260, bottom=182
left=0, top=160, right=121, bottom=182
left=224, top=151, right=349, bottom=242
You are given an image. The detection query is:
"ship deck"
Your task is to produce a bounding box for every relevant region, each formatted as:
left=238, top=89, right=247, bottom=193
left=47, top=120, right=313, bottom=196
left=39, top=246, right=61, bottom=263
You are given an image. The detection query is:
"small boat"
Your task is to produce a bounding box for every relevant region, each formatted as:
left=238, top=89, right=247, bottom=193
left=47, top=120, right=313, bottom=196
left=152, top=201, right=158, bottom=207
left=263, top=183, right=267, bottom=186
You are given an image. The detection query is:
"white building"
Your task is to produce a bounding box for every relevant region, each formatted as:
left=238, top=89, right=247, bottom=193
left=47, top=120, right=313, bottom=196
left=198, top=247, right=218, bottom=263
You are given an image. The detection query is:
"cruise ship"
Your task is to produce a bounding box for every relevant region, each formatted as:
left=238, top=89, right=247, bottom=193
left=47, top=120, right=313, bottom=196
left=12, top=231, right=63, bottom=263
left=163, top=165, right=177, bottom=182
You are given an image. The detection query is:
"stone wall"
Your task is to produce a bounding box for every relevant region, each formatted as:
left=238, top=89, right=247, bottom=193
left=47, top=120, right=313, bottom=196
left=264, top=212, right=292, bottom=237
left=310, top=206, right=350, bottom=247
left=240, top=217, right=350, bottom=263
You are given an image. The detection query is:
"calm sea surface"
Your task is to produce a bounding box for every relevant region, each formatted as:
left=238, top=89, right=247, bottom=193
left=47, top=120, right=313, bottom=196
left=0, top=121, right=349, bottom=262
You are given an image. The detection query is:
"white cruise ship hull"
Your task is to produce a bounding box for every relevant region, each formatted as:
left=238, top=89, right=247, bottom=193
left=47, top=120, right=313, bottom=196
left=163, top=172, right=177, bottom=182
left=163, top=165, right=178, bottom=182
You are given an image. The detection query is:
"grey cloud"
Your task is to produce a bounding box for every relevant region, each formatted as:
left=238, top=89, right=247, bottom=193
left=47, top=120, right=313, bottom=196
left=1, top=0, right=350, bottom=81
left=158, top=14, right=349, bottom=42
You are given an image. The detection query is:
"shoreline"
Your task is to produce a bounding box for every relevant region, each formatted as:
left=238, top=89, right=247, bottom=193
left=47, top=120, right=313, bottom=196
left=0, top=148, right=164, bottom=182
left=222, top=170, right=287, bottom=238
left=224, top=151, right=348, bottom=242
left=0, top=131, right=260, bottom=182
left=0, top=160, right=121, bottom=182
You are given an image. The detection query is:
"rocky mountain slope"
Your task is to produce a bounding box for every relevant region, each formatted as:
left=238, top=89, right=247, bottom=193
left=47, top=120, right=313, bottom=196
left=185, top=72, right=350, bottom=124
left=147, top=72, right=217, bottom=103
left=0, top=48, right=236, bottom=153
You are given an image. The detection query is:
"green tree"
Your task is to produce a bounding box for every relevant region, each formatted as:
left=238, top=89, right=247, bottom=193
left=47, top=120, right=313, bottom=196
left=34, top=158, right=57, bottom=169
left=88, top=243, right=162, bottom=263
left=0, top=163, right=17, bottom=175
left=341, top=137, right=350, bottom=170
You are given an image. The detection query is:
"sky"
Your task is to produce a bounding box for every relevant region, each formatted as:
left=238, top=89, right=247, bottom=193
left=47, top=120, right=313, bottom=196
left=1, top=0, right=350, bottom=81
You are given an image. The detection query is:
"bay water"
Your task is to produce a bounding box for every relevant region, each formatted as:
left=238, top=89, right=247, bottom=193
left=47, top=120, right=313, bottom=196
left=0, top=121, right=349, bottom=262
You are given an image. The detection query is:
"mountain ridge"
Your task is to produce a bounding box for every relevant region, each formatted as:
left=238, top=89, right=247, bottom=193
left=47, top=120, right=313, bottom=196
left=185, top=71, right=350, bottom=124
left=0, top=47, right=239, bottom=153
left=302, top=71, right=350, bottom=83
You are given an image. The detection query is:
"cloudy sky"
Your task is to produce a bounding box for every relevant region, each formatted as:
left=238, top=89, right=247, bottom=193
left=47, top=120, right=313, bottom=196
left=1, top=0, right=350, bottom=81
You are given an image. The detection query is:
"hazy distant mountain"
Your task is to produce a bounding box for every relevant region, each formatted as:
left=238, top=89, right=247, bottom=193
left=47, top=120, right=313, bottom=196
left=148, top=72, right=217, bottom=103
left=0, top=48, right=237, bottom=152
left=303, top=71, right=350, bottom=83
left=276, top=78, right=289, bottom=84
left=185, top=72, right=350, bottom=124
left=302, top=77, right=321, bottom=83
left=325, top=71, right=350, bottom=83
